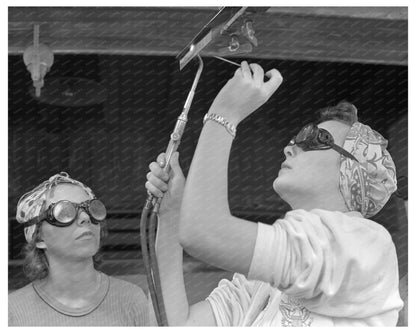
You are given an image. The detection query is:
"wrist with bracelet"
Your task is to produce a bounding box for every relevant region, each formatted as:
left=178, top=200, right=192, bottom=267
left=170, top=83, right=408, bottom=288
left=203, top=113, right=237, bottom=138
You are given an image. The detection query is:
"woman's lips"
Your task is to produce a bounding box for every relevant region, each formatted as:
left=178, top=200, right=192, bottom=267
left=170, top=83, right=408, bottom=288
left=76, top=231, right=95, bottom=240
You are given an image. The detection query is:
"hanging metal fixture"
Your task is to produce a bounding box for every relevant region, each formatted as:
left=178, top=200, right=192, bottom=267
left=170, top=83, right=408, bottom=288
left=23, top=24, right=54, bottom=97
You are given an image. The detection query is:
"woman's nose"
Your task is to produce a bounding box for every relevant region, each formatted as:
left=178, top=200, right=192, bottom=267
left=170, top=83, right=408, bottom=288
left=76, top=210, right=91, bottom=225
left=283, top=144, right=295, bottom=158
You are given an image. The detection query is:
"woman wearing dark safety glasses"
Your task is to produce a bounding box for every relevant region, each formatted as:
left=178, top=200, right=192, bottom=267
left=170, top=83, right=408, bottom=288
left=9, top=172, right=150, bottom=326
left=146, top=61, right=403, bottom=326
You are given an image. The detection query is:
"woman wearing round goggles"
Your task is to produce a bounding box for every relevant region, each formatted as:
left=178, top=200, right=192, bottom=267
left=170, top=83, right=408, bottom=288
left=9, top=172, right=150, bottom=326
left=145, top=61, right=402, bottom=326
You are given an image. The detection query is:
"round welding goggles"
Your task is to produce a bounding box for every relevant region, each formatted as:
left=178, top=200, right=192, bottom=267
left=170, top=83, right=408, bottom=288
left=24, top=199, right=107, bottom=227
left=289, top=123, right=358, bottom=162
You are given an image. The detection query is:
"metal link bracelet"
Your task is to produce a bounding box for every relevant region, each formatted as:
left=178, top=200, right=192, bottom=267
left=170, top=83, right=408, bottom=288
left=203, top=113, right=237, bottom=138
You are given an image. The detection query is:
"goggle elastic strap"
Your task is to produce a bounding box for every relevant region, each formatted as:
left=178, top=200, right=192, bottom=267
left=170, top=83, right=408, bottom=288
left=329, top=143, right=358, bottom=162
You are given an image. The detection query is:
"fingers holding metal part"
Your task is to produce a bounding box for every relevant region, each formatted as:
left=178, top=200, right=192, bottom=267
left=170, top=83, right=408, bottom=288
left=233, top=61, right=267, bottom=85
left=233, top=64, right=243, bottom=77
left=146, top=170, right=169, bottom=198
left=149, top=160, right=169, bottom=182
left=240, top=61, right=252, bottom=79
left=249, top=63, right=264, bottom=85
left=145, top=151, right=185, bottom=214
left=264, top=68, right=284, bottom=96
left=145, top=179, right=165, bottom=198
left=157, top=153, right=166, bottom=168
left=146, top=160, right=170, bottom=198
left=212, top=61, right=283, bottom=124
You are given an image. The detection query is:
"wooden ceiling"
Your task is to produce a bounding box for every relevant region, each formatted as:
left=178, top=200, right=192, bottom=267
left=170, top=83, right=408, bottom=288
left=8, top=7, right=407, bottom=65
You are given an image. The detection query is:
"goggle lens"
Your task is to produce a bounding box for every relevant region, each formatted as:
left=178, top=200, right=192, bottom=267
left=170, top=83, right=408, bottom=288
left=89, top=199, right=107, bottom=221
left=53, top=201, right=77, bottom=224
left=295, top=124, right=314, bottom=143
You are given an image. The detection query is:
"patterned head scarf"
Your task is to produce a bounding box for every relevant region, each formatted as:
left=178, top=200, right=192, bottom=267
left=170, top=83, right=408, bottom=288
left=339, top=122, right=397, bottom=218
left=16, top=172, right=96, bottom=243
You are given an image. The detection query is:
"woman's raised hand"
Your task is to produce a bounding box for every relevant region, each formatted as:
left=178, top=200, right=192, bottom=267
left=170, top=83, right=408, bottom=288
left=208, top=61, right=283, bottom=125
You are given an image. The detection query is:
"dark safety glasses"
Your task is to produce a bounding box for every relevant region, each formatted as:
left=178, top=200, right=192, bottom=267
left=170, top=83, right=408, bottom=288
left=289, top=123, right=358, bottom=162
left=25, top=199, right=107, bottom=227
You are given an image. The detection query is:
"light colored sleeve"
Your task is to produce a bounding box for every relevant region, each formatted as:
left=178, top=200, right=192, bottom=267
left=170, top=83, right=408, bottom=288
left=206, top=273, right=257, bottom=326
left=247, top=209, right=403, bottom=320
left=8, top=305, right=17, bottom=326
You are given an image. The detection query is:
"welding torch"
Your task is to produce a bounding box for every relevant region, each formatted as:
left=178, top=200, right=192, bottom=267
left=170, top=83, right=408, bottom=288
left=139, top=6, right=266, bottom=325
left=140, top=55, right=253, bottom=326
left=140, top=55, right=204, bottom=327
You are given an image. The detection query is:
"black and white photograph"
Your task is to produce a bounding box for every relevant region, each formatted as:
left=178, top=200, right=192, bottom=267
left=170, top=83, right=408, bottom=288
left=7, top=4, right=409, bottom=327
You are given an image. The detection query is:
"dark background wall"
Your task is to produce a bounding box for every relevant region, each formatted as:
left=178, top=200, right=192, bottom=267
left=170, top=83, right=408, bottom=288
left=9, top=54, right=408, bottom=287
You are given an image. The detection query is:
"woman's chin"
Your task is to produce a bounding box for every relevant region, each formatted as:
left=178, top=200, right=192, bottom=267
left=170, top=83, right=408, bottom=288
left=73, top=245, right=99, bottom=259
left=273, top=174, right=289, bottom=194
left=273, top=175, right=295, bottom=203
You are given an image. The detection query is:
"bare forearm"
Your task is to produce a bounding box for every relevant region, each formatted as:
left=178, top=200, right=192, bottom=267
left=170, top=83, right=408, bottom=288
left=183, top=120, right=233, bottom=216
left=181, top=62, right=282, bottom=248
left=180, top=115, right=257, bottom=274
left=155, top=213, right=189, bottom=326
left=156, top=212, right=217, bottom=326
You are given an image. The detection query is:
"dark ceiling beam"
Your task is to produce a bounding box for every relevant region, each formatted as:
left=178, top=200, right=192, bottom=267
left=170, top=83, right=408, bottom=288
left=266, top=7, right=407, bottom=20
left=8, top=7, right=407, bottom=65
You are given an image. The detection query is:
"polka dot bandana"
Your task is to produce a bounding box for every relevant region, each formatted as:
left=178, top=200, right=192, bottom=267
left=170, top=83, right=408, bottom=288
left=16, top=172, right=96, bottom=242
left=339, top=122, right=397, bottom=218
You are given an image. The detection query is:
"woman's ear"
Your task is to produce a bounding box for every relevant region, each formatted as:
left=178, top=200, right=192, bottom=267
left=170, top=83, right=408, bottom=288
left=35, top=225, right=46, bottom=249
left=36, top=240, right=47, bottom=249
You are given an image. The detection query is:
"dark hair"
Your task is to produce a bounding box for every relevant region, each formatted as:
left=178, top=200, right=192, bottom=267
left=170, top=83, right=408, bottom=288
left=316, top=101, right=358, bottom=126
left=22, top=222, right=108, bottom=281
left=22, top=224, right=48, bottom=281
